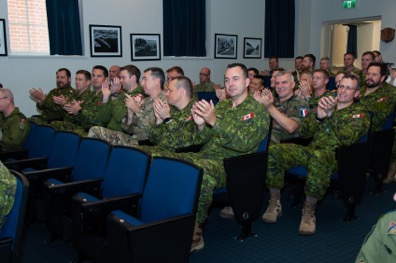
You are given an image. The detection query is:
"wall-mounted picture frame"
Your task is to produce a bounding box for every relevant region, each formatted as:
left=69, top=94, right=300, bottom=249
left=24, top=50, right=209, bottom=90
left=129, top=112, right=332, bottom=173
left=214, top=34, right=237, bottom=59
left=0, top=19, right=8, bottom=56
left=130, top=34, right=161, bottom=61
left=244, top=37, right=262, bottom=59
left=89, top=24, right=122, bottom=57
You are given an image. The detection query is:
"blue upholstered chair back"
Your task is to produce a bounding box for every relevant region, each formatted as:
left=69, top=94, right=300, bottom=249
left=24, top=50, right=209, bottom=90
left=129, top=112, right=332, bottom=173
left=257, top=127, right=271, bottom=152
left=140, top=157, right=202, bottom=223
left=197, top=92, right=220, bottom=105
left=0, top=170, right=29, bottom=253
left=102, top=146, right=150, bottom=198
left=72, top=138, right=110, bottom=181
left=28, top=125, right=56, bottom=159
left=381, top=107, right=395, bottom=130
left=47, top=131, right=80, bottom=168
left=24, top=122, right=37, bottom=150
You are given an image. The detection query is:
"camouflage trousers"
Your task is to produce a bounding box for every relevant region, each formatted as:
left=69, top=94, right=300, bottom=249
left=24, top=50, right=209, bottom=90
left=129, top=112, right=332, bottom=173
left=0, top=161, right=17, bottom=230
left=152, top=150, right=225, bottom=224
left=50, top=121, right=87, bottom=136
left=267, top=144, right=337, bottom=200
left=88, top=126, right=139, bottom=147
left=29, top=116, right=49, bottom=125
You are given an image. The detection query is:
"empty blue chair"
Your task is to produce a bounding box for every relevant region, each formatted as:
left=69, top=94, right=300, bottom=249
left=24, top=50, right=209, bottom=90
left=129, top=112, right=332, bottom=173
left=0, top=170, right=29, bottom=263
left=71, top=146, right=151, bottom=262
left=105, top=157, right=203, bottom=263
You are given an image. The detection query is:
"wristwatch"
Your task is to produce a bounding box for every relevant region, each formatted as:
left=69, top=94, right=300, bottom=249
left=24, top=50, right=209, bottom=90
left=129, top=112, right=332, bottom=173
left=163, top=117, right=173, bottom=124
left=111, top=92, right=119, bottom=98
left=305, top=96, right=311, bottom=101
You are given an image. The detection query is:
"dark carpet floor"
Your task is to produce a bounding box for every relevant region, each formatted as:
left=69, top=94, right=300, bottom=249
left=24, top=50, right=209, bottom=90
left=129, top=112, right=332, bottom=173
left=21, top=181, right=396, bottom=263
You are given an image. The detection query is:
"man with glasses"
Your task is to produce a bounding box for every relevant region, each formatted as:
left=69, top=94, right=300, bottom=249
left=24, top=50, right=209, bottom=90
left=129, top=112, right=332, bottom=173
left=263, top=73, right=370, bottom=236
left=0, top=88, right=30, bottom=151
left=193, top=67, right=215, bottom=96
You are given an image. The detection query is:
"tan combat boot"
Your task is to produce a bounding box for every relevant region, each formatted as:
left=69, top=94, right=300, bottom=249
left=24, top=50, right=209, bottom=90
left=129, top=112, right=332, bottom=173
left=262, top=191, right=282, bottom=223
left=383, top=161, right=396, bottom=184
left=190, top=223, right=204, bottom=252
left=299, top=201, right=316, bottom=235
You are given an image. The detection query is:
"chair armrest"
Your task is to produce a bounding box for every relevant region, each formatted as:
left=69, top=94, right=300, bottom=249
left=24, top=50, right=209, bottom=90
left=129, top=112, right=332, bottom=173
left=44, top=178, right=104, bottom=215
left=106, top=213, right=194, bottom=262
left=175, top=144, right=203, bottom=153
left=0, top=149, right=29, bottom=161
left=23, top=166, right=74, bottom=197
left=4, top=157, right=49, bottom=171
left=78, top=194, right=142, bottom=236
left=138, top=139, right=154, bottom=146
left=280, top=137, right=312, bottom=146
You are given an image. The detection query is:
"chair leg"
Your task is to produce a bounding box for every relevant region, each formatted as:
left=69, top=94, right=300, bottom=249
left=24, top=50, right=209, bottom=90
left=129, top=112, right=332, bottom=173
left=343, top=203, right=358, bottom=222
left=235, top=221, right=257, bottom=241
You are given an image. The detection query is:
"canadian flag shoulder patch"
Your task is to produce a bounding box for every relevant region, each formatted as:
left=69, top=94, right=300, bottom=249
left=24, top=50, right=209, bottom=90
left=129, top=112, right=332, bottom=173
left=241, top=112, right=255, bottom=121
left=350, top=113, right=364, bottom=119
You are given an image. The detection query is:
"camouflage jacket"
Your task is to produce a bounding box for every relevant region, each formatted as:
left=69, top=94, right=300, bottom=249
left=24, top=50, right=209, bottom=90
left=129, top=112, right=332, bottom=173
left=73, top=91, right=104, bottom=131
left=271, top=95, right=309, bottom=144
left=36, top=85, right=74, bottom=122
left=98, top=86, right=145, bottom=131
left=359, top=82, right=396, bottom=131
left=149, top=99, right=196, bottom=150
left=190, top=94, right=270, bottom=160
left=0, top=107, right=30, bottom=151
left=337, top=66, right=362, bottom=76
left=122, top=91, right=167, bottom=140
left=301, top=103, right=370, bottom=151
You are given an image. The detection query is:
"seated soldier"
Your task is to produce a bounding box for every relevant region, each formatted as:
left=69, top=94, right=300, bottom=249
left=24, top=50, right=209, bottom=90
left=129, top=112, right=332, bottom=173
left=91, top=64, right=145, bottom=133
left=0, top=161, right=17, bottom=231
left=193, top=67, right=215, bottom=96
left=219, top=71, right=309, bottom=220
left=152, top=63, right=270, bottom=252
left=88, top=67, right=166, bottom=146
left=263, top=73, right=370, bottom=235
left=0, top=88, right=30, bottom=151
left=139, top=76, right=196, bottom=153
left=29, top=68, right=74, bottom=124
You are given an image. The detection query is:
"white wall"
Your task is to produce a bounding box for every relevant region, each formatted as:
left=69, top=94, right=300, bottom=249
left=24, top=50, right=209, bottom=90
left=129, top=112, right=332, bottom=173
left=1, top=0, right=396, bottom=116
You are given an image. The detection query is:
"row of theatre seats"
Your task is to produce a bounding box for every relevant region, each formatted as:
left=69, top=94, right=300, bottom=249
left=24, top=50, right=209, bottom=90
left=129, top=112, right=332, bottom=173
left=0, top=105, right=394, bottom=262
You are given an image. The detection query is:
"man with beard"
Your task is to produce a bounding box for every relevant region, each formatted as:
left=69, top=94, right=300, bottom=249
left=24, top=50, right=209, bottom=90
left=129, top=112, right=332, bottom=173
left=302, top=54, right=316, bottom=73
left=29, top=68, right=74, bottom=124
left=359, top=51, right=376, bottom=92
left=359, top=62, right=396, bottom=183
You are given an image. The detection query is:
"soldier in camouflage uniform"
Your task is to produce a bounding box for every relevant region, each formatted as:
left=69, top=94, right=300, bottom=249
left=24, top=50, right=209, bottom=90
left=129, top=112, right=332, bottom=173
left=152, top=63, right=270, bottom=252
left=358, top=51, right=375, bottom=94
left=91, top=65, right=145, bottom=133
left=319, top=57, right=335, bottom=77
left=249, top=74, right=265, bottom=94
left=88, top=67, right=166, bottom=146
left=254, top=71, right=309, bottom=144
left=50, top=70, right=95, bottom=135
left=296, top=69, right=336, bottom=113
left=29, top=68, right=74, bottom=124
left=355, top=194, right=396, bottom=263
left=0, top=161, right=17, bottom=231
left=337, top=52, right=362, bottom=76
left=0, top=88, right=30, bottom=151
left=358, top=62, right=396, bottom=183
left=139, top=76, right=196, bottom=154
left=263, top=73, right=370, bottom=236
left=193, top=67, right=215, bottom=98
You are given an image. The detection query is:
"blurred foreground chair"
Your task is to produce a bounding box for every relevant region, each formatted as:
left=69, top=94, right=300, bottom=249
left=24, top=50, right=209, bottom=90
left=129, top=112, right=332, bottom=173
left=105, top=157, right=202, bottom=263
left=0, top=170, right=29, bottom=263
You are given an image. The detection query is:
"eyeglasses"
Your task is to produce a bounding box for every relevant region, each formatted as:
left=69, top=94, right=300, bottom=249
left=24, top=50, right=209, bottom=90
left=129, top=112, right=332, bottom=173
left=337, top=85, right=357, bottom=91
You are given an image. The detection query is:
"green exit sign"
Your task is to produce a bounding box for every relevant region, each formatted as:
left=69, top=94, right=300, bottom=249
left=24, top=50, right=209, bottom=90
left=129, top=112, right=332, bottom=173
left=344, top=0, right=356, bottom=8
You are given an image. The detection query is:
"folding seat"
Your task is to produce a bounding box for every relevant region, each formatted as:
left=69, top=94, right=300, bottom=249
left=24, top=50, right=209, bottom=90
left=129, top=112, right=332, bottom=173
left=105, top=157, right=202, bottom=263
left=70, top=146, right=151, bottom=262
left=0, top=124, right=55, bottom=162
left=4, top=131, right=81, bottom=222
left=215, top=126, right=272, bottom=240
left=0, top=170, right=29, bottom=263
left=40, top=138, right=111, bottom=239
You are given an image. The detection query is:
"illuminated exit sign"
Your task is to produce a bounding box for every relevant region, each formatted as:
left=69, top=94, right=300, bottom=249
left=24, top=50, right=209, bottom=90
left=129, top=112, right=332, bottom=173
left=343, top=0, right=356, bottom=8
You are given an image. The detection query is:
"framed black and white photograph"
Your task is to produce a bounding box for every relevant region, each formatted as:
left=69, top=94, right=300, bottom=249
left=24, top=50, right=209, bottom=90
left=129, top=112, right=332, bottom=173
left=244, top=37, right=262, bottom=59
left=0, top=19, right=8, bottom=56
left=131, top=34, right=161, bottom=61
left=214, top=34, right=237, bottom=59
left=89, top=24, right=122, bottom=57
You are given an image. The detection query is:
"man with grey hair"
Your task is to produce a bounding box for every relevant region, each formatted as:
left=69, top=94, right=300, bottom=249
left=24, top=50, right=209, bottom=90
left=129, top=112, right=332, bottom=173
left=0, top=88, right=30, bottom=151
